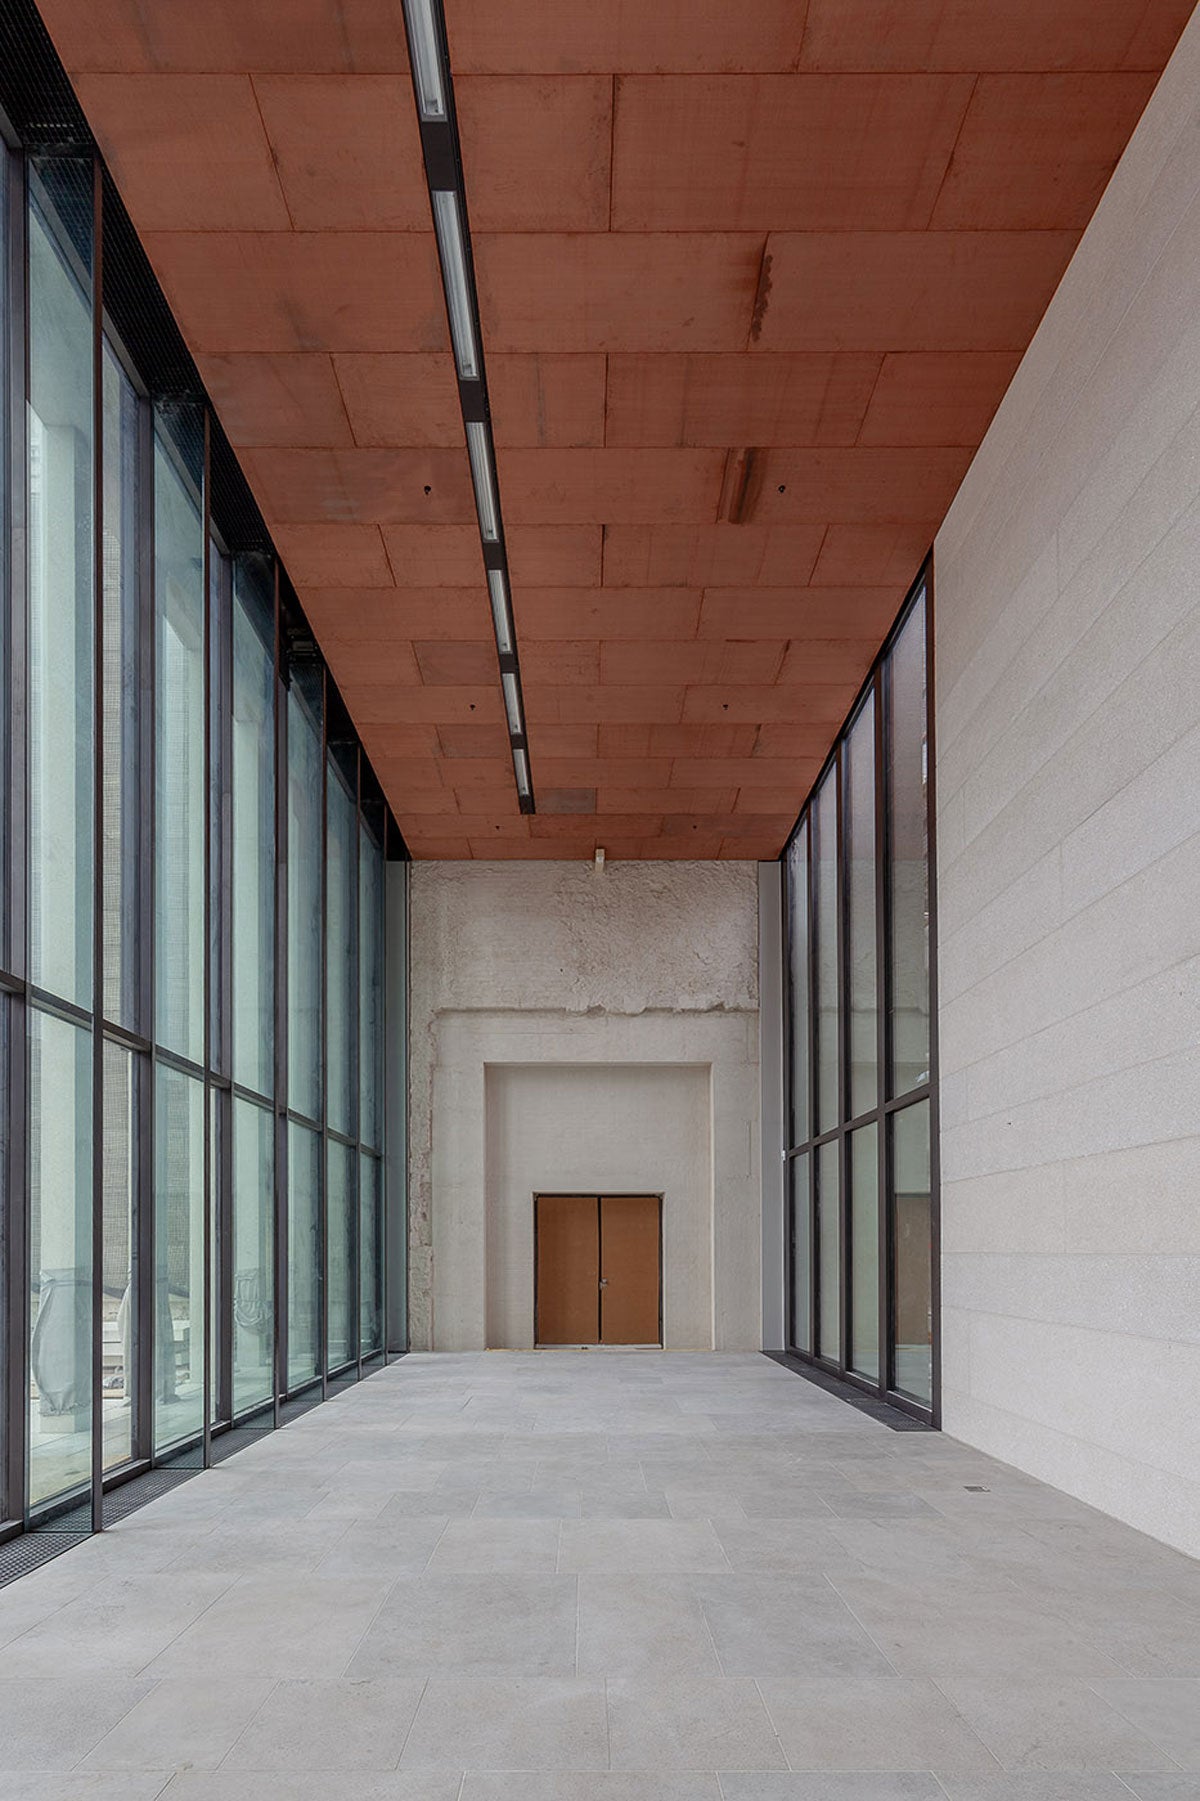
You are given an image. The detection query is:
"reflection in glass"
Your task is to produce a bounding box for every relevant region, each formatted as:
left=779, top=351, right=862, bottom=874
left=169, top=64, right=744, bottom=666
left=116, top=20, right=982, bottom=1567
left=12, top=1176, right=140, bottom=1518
left=327, top=1139, right=355, bottom=1371
left=102, top=346, right=142, bottom=1029
left=360, top=1151, right=383, bottom=1355
left=232, top=560, right=275, bottom=1097
left=288, top=663, right=323, bottom=1122
left=154, top=1064, right=205, bottom=1452
left=846, top=695, right=877, bottom=1119
left=360, top=819, right=384, bottom=1151
left=29, top=1008, right=92, bottom=1505
left=288, top=1122, right=321, bottom=1389
left=789, top=1152, right=810, bottom=1354
left=102, top=1041, right=137, bottom=1470
left=155, top=408, right=205, bottom=1064
left=817, top=1139, right=839, bottom=1363
left=209, top=1087, right=225, bottom=1423
left=28, top=163, right=94, bottom=1007
left=849, top=1122, right=879, bottom=1382
left=888, top=590, right=930, bottom=1097
left=784, top=823, right=808, bottom=1148
left=209, top=546, right=231, bottom=1075
left=892, top=1100, right=932, bottom=1405
left=813, top=773, right=838, bottom=1132
left=326, top=759, right=356, bottom=1139
left=233, top=1097, right=274, bottom=1416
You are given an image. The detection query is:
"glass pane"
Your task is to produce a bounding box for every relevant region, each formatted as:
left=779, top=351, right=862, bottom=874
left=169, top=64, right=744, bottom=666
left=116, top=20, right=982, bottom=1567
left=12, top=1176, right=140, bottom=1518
left=287, top=1121, right=321, bottom=1390
left=849, top=1122, right=879, bottom=1382
left=233, top=1097, right=274, bottom=1416
left=388, top=861, right=407, bottom=1352
left=209, top=1086, right=225, bottom=1423
left=359, top=819, right=384, bottom=1151
left=892, top=1100, right=933, bottom=1406
left=287, top=662, right=323, bottom=1121
left=813, top=773, right=839, bottom=1133
left=888, top=590, right=930, bottom=1097
left=155, top=407, right=205, bottom=1064
left=326, top=761, right=356, bottom=1139
left=816, top=1138, right=839, bottom=1364
left=360, top=1152, right=383, bottom=1355
left=784, top=823, right=809, bottom=1149
left=102, top=1040, right=137, bottom=1470
left=28, top=162, right=94, bottom=1007
left=846, top=694, right=878, bottom=1119
left=29, top=1008, right=92, bottom=1506
left=155, top=1064, right=205, bottom=1452
left=327, top=1139, right=355, bottom=1372
left=232, top=559, right=275, bottom=1097
left=101, top=346, right=142, bottom=1030
left=788, top=1151, right=810, bottom=1354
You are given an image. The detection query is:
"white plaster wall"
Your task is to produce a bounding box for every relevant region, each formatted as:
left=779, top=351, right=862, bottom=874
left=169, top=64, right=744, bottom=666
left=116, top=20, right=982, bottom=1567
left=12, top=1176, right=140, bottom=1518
left=409, top=860, right=761, bottom=1352
left=487, top=1064, right=712, bottom=1349
left=934, top=9, right=1200, bottom=1557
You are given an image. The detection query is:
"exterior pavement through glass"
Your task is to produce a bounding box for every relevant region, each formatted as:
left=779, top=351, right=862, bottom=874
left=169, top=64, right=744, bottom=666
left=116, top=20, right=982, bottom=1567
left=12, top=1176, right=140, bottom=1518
left=0, top=1351, right=1196, bottom=1798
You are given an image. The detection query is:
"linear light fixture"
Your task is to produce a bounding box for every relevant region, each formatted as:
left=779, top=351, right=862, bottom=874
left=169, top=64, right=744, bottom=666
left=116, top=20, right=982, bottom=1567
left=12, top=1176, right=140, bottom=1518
left=400, top=0, right=535, bottom=815
left=430, top=190, right=478, bottom=379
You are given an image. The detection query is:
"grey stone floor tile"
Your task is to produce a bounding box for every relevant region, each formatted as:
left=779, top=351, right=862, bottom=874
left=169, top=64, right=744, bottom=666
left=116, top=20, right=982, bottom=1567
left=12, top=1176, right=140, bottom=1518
left=461, top=1780, right=723, bottom=1800
left=933, top=1778, right=1143, bottom=1799
left=580, top=1489, right=673, bottom=1519
left=607, top=1674, right=787, bottom=1771
left=472, top=1486, right=583, bottom=1518
left=346, top=1574, right=578, bottom=1677
left=936, top=1679, right=1180, bottom=1773
left=718, top=1779, right=945, bottom=1800
left=756, top=1677, right=999, bottom=1777
left=401, top=1676, right=608, bottom=1770
left=426, top=1517, right=561, bottom=1572
left=0, top=1778, right=173, bottom=1801
left=559, top=1518, right=730, bottom=1573
left=139, top=1574, right=388, bottom=1680
left=1089, top=1678, right=1200, bottom=1767
left=0, top=1574, right=234, bottom=1677
left=665, top=1487, right=751, bottom=1523
left=698, top=1575, right=895, bottom=1679
left=221, top=1677, right=426, bottom=1771
left=0, top=1678, right=153, bottom=1770
left=315, top=1515, right=449, bottom=1579
left=577, top=1574, right=720, bottom=1676
left=81, top=1677, right=272, bottom=1772
left=1118, top=1780, right=1200, bottom=1800
left=164, top=1776, right=463, bottom=1800
left=713, top=1521, right=865, bottom=1576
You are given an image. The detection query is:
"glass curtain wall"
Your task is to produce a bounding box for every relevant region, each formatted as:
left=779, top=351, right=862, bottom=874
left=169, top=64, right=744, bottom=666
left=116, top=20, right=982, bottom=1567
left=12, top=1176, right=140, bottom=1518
left=0, top=137, right=406, bottom=1541
left=782, top=572, right=937, bottom=1420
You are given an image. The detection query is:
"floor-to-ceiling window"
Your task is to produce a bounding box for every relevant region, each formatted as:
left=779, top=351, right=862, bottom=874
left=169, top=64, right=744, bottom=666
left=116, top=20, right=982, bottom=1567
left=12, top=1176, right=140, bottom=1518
left=782, top=570, right=938, bottom=1422
left=0, top=41, right=408, bottom=1547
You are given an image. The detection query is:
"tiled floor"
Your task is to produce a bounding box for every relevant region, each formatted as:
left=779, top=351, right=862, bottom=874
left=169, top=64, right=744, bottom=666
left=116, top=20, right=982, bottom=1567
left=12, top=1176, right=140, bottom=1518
left=1, top=1352, right=1198, bottom=1801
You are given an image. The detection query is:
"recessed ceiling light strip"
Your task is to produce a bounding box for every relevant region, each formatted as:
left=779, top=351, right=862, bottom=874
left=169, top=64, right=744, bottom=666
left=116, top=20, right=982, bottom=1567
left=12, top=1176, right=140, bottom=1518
left=400, top=0, right=535, bottom=815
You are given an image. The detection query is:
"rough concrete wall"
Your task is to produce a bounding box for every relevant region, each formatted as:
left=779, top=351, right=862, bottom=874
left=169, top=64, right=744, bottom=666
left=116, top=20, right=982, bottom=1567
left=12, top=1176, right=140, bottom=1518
left=933, top=7, right=1200, bottom=1557
left=408, top=859, right=759, bottom=1349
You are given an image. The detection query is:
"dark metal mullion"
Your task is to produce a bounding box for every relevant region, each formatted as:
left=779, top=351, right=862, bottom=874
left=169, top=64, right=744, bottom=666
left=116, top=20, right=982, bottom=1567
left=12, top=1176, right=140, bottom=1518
left=318, top=668, right=329, bottom=1397
left=351, top=746, right=362, bottom=1380
left=835, top=750, right=849, bottom=1378
left=923, top=566, right=943, bottom=1429
left=379, top=813, right=390, bottom=1366
left=806, top=810, right=818, bottom=1361
left=134, top=376, right=154, bottom=1478
left=5, top=144, right=28, bottom=1530
left=89, top=153, right=104, bottom=1533
left=200, top=410, right=213, bottom=1469
left=873, top=667, right=890, bottom=1402
left=272, top=562, right=287, bottom=1416
left=217, top=544, right=234, bottom=1430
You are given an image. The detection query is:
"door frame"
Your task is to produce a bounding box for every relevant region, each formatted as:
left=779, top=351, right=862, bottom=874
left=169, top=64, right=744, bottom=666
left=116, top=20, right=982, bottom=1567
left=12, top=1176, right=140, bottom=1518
left=533, top=1192, right=664, bottom=1348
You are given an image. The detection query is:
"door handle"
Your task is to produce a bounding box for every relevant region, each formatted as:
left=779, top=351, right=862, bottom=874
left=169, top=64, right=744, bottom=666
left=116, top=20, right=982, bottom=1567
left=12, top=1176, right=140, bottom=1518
left=599, top=1278, right=609, bottom=1287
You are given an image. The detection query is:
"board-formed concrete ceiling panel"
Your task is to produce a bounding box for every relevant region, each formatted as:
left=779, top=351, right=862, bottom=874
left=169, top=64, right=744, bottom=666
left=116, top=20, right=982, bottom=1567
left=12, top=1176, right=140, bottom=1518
left=38, top=0, right=1197, bottom=857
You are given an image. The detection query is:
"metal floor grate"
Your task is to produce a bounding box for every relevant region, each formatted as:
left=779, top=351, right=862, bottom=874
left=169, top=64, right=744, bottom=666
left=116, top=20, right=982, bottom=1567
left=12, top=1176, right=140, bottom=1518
left=0, top=1526, right=89, bottom=1588
left=103, top=1468, right=195, bottom=1525
left=765, top=1351, right=935, bottom=1430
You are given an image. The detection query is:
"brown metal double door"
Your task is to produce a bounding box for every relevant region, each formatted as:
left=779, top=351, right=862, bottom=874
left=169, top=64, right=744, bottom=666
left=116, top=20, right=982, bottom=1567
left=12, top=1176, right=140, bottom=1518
left=535, top=1194, right=661, bottom=1346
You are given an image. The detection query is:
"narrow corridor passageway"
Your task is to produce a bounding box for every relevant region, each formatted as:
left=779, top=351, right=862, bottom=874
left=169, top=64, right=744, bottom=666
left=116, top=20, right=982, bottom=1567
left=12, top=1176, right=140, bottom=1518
left=0, top=1353, right=1196, bottom=1796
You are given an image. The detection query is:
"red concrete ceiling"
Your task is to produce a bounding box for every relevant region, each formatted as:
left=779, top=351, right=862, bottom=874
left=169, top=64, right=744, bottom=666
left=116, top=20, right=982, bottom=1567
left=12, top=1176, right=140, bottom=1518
left=38, top=0, right=1193, bottom=858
